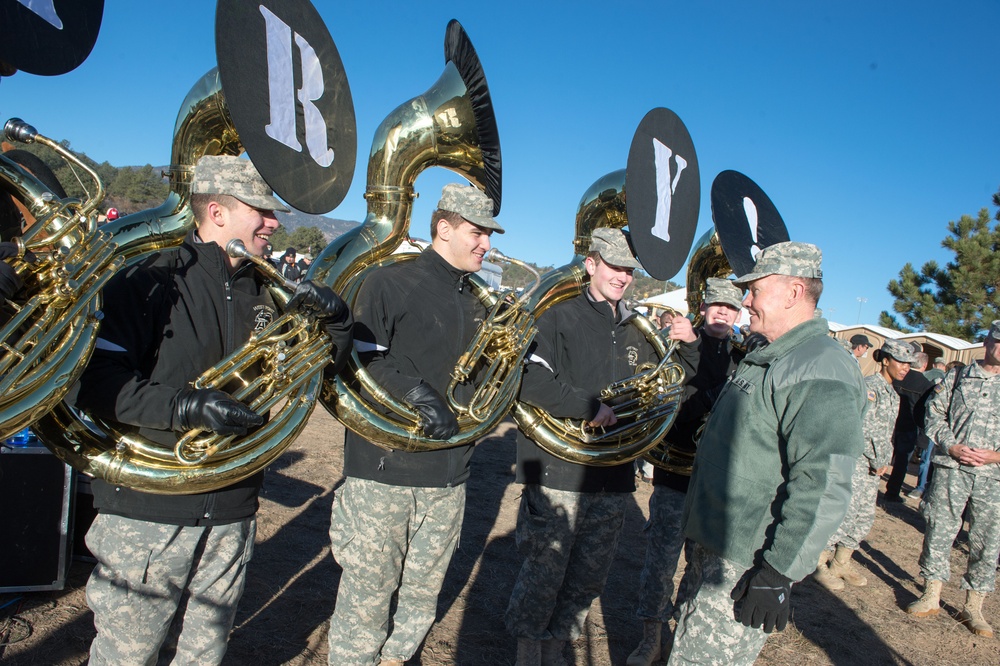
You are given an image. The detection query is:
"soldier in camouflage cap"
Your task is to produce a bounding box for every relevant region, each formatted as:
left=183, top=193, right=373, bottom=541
left=73, top=156, right=353, bottom=665
left=327, top=183, right=505, bottom=665
left=669, top=238, right=866, bottom=665
left=506, top=223, right=700, bottom=664
left=907, top=319, right=1000, bottom=637
left=815, top=338, right=909, bottom=591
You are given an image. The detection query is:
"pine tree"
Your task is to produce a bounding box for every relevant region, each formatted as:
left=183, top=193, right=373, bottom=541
left=879, top=187, right=1000, bottom=342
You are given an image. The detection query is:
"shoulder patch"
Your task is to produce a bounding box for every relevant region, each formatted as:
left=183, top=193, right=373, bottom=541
left=867, top=389, right=876, bottom=402
left=934, top=383, right=945, bottom=393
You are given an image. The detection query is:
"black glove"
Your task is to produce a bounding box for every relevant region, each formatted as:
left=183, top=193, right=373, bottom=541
left=403, top=382, right=459, bottom=440
left=0, top=242, right=24, bottom=300
left=287, top=280, right=349, bottom=325
left=174, top=388, right=263, bottom=436
left=730, top=560, right=792, bottom=633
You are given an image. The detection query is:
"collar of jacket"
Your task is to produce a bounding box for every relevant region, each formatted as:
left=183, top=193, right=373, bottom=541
left=741, top=317, right=829, bottom=366
left=582, top=288, right=635, bottom=325
left=186, top=230, right=259, bottom=281
left=419, top=247, right=472, bottom=290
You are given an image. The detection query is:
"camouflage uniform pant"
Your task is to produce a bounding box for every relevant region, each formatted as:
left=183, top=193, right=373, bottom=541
left=85, top=513, right=256, bottom=666
left=666, top=544, right=767, bottom=666
left=636, top=485, right=697, bottom=622
left=827, top=456, right=880, bottom=551
left=919, top=465, right=1000, bottom=592
left=327, top=477, right=466, bottom=665
left=505, top=485, right=627, bottom=641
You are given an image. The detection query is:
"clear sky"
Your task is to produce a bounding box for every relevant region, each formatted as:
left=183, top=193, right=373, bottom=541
left=2, top=1, right=997, bottom=329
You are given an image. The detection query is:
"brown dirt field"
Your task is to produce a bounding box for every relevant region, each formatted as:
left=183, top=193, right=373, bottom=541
left=2, top=409, right=999, bottom=665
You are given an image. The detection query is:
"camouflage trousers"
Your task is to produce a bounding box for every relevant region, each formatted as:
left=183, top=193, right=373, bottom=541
left=667, top=544, right=767, bottom=666
left=85, top=513, right=256, bottom=666
left=505, top=485, right=626, bottom=641
left=827, top=456, right=880, bottom=551
left=919, top=465, right=1000, bottom=592
left=636, top=485, right=697, bottom=622
left=327, top=477, right=466, bottom=666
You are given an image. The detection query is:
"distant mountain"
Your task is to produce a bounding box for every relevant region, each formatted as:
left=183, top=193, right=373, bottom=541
left=275, top=208, right=360, bottom=242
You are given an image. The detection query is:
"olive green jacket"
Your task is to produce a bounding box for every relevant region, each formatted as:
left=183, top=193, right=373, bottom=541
left=682, top=317, right=866, bottom=581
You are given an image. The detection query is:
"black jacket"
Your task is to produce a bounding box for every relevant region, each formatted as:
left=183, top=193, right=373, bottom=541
left=73, top=232, right=352, bottom=526
left=343, top=248, right=486, bottom=487
left=655, top=329, right=742, bottom=492
left=892, top=369, right=934, bottom=445
left=515, top=291, right=699, bottom=493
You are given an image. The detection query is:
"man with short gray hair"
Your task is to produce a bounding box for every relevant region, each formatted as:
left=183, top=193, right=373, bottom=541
left=906, top=320, right=1000, bottom=638
left=668, top=241, right=866, bottom=665
left=74, top=155, right=353, bottom=665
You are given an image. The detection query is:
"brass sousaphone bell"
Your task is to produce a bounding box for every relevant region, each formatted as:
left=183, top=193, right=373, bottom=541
left=644, top=169, right=790, bottom=474
left=512, top=108, right=701, bottom=465
left=309, top=20, right=538, bottom=452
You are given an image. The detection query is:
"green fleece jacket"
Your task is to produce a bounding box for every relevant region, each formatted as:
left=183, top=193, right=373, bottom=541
left=681, top=317, right=866, bottom=581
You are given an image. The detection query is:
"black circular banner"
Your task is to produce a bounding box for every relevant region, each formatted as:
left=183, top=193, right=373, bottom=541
left=217, top=0, right=356, bottom=214
left=710, top=170, right=789, bottom=277
left=0, top=0, right=104, bottom=76
left=625, top=107, right=700, bottom=281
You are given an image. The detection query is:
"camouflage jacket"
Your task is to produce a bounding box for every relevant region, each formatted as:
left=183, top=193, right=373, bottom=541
left=863, top=373, right=899, bottom=470
left=926, top=363, right=1000, bottom=479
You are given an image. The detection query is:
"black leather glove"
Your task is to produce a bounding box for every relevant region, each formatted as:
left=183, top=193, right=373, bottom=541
left=287, top=280, right=349, bottom=325
left=0, top=242, right=24, bottom=300
left=403, top=382, right=459, bottom=440
left=174, top=388, right=263, bottom=436
left=730, top=560, right=792, bottom=633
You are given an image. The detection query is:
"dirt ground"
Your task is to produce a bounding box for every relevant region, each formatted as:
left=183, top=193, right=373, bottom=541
left=2, top=408, right=1000, bottom=665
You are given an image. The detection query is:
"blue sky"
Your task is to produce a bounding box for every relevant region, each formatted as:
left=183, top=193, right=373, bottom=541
left=3, top=1, right=998, bottom=329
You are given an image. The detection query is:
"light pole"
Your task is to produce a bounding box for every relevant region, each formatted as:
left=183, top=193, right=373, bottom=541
left=856, top=297, right=868, bottom=324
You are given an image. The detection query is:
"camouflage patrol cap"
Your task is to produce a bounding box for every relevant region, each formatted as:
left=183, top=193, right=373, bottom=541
left=191, top=155, right=289, bottom=212
left=589, top=227, right=642, bottom=269
left=437, top=183, right=504, bottom=233
left=703, top=277, right=743, bottom=309
left=733, top=241, right=822, bottom=286
left=880, top=339, right=918, bottom=364
left=990, top=320, right=1000, bottom=341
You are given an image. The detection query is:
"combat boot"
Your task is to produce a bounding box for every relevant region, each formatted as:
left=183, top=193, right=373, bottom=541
left=829, top=545, right=867, bottom=587
left=540, top=638, right=568, bottom=666
left=626, top=620, right=662, bottom=665
left=906, top=579, right=943, bottom=617
left=959, top=590, right=995, bottom=637
left=813, top=549, right=845, bottom=591
left=517, top=638, right=542, bottom=666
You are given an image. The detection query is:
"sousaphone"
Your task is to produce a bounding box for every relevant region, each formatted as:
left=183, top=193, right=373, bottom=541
left=512, top=108, right=700, bottom=465
left=34, top=0, right=358, bottom=493
left=309, top=20, right=538, bottom=452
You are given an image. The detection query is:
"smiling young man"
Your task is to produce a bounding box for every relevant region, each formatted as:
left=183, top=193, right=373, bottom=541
left=73, top=155, right=353, bottom=665
left=506, top=227, right=699, bottom=665
left=668, top=241, right=866, bottom=665
left=326, top=183, right=503, bottom=666
left=628, top=277, right=745, bottom=666
left=815, top=339, right=915, bottom=592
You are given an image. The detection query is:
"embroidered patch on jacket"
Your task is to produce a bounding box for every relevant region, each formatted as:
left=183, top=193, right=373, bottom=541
left=731, top=376, right=755, bottom=394
left=867, top=389, right=876, bottom=402
left=627, top=345, right=640, bottom=367
left=253, top=304, right=276, bottom=332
